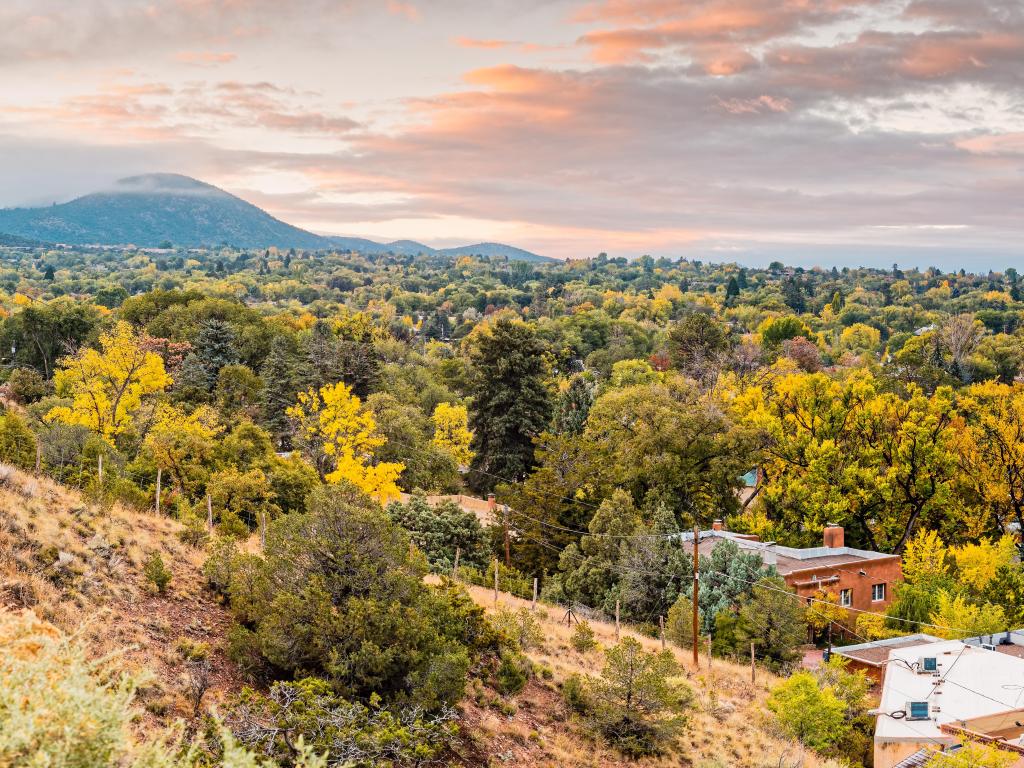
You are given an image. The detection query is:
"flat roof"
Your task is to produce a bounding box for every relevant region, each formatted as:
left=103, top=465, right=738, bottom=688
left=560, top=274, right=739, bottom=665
left=834, top=634, right=941, bottom=667
left=683, top=530, right=899, bottom=576
left=876, top=640, right=1024, bottom=747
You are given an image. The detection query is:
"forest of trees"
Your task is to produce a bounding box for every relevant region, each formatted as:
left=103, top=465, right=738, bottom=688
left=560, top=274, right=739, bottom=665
left=2, top=243, right=1024, bottom=765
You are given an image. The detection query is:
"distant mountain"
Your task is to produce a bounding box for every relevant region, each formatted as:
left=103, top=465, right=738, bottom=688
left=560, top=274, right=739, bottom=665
left=436, top=242, right=553, bottom=263
left=0, top=174, right=328, bottom=250
left=325, top=236, right=553, bottom=262
left=0, top=174, right=552, bottom=260
left=0, top=232, right=42, bottom=247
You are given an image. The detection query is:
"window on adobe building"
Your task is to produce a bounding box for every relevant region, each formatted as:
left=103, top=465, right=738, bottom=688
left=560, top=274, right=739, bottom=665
left=871, top=583, right=886, bottom=602
left=839, top=588, right=852, bottom=607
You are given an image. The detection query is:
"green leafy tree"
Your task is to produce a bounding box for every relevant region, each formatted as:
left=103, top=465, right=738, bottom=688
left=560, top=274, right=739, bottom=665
left=767, top=671, right=848, bottom=751
left=667, top=313, right=728, bottom=383
left=735, top=577, right=807, bottom=671
left=0, top=411, right=38, bottom=470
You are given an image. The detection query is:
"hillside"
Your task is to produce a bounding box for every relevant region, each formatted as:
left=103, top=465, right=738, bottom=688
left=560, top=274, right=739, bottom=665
left=0, top=174, right=329, bottom=250
left=0, top=464, right=242, bottom=725
left=0, top=459, right=830, bottom=767
left=0, top=174, right=552, bottom=260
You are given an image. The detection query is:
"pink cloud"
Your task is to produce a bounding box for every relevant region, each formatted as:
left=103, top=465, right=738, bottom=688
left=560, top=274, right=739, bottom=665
left=386, top=0, right=419, bottom=22
left=174, top=50, right=237, bottom=66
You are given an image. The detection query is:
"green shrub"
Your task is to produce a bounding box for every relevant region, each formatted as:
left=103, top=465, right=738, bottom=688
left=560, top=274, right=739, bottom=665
left=570, top=620, right=597, bottom=653
left=222, top=485, right=498, bottom=711
left=562, top=673, right=592, bottom=715
left=0, top=609, right=323, bottom=768
left=491, top=607, right=545, bottom=650
left=227, top=678, right=457, bottom=768
left=203, top=536, right=240, bottom=596
left=143, top=551, right=172, bottom=594
left=583, top=638, right=690, bottom=757
left=495, top=649, right=530, bottom=696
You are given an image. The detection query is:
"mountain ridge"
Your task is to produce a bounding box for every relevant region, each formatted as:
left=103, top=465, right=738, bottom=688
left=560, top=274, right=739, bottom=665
left=0, top=174, right=552, bottom=262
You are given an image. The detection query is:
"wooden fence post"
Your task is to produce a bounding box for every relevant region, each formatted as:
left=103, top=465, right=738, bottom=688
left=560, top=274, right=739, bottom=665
left=155, top=467, right=162, bottom=515
left=452, top=547, right=461, bottom=579
left=206, top=494, right=213, bottom=532
left=660, top=616, right=666, bottom=650
left=531, top=577, right=538, bottom=612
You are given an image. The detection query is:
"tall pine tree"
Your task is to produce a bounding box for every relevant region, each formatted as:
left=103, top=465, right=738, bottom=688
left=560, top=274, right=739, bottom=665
left=260, top=335, right=299, bottom=449
left=468, top=318, right=551, bottom=493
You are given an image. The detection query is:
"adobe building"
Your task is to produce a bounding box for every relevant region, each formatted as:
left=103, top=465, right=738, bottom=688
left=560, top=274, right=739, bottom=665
left=683, top=522, right=903, bottom=618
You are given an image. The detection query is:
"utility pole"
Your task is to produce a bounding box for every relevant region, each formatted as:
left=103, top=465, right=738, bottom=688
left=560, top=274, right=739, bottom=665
left=826, top=621, right=833, bottom=662
left=531, top=577, right=538, bottom=612
left=692, top=525, right=700, bottom=667
left=751, top=642, right=756, bottom=683
left=660, top=615, right=666, bottom=650
left=97, top=454, right=103, bottom=485
left=452, top=547, right=461, bottom=579
left=34, top=443, right=40, bottom=473
left=503, top=505, right=511, bottom=568
left=206, top=494, right=213, bottom=532
left=615, top=599, right=620, bottom=643
left=493, top=557, right=499, bottom=605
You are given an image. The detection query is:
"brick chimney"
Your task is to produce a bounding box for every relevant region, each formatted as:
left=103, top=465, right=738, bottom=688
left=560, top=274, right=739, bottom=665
left=712, top=519, right=723, bottom=532
left=823, top=524, right=844, bottom=549
left=487, top=493, right=496, bottom=514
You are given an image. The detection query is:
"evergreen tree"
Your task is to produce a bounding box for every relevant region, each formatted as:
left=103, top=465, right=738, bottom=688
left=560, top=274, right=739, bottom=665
left=260, top=336, right=299, bottom=449
left=177, top=320, right=238, bottom=397
left=468, top=318, right=551, bottom=493
left=553, top=374, right=594, bottom=436
left=725, top=276, right=740, bottom=299
left=737, top=268, right=748, bottom=289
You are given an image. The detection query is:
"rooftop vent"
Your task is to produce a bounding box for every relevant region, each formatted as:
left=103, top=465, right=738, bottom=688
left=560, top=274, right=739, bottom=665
left=918, top=657, right=938, bottom=673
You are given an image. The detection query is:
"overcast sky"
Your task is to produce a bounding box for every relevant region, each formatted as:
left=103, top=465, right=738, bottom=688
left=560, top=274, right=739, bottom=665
left=0, top=0, right=1022, bottom=268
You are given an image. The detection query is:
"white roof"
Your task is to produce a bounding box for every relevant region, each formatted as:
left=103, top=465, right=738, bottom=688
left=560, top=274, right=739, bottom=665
left=876, top=639, right=1024, bottom=746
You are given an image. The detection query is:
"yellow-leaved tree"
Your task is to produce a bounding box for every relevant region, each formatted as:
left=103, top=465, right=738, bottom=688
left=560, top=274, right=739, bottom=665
left=929, top=591, right=1006, bottom=639
left=287, top=381, right=403, bottom=503
left=902, top=529, right=950, bottom=585
left=951, top=537, right=1018, bottom=592
left=46, top=321, right=170, bottom=441
left=431, top=402, right=474, bottom=468
left=143, top=404, right=223, bottom=498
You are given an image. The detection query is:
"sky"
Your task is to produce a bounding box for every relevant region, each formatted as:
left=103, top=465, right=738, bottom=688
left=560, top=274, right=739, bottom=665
left=0, top=0, right=1022, bottom=269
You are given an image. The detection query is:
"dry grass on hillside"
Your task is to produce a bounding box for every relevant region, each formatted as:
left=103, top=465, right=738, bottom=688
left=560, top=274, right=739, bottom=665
left=0, top=464, right=241, bottom=727
left=451, top=582, right=838, bottom=768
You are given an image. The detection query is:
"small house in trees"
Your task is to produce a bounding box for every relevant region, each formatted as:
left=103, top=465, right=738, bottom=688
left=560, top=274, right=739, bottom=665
left=683, top=523, right=903, bottom=618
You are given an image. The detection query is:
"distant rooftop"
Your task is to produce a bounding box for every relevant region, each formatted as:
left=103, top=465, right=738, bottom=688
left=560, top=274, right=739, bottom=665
left=834, top=634, right=941, bottom=667
left=680, top=528, right=898, bottom=576
left=877, top=639, right=1024, bottom=747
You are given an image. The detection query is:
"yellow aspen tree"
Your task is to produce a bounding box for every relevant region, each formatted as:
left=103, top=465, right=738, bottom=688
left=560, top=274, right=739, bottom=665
left=46, top=321, right=170, bottom=441
left=287, top=381, right=403, bottom=503
left=143, top=404, right=223, bottom=497
left=431, top=402, right=474, bottom=468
